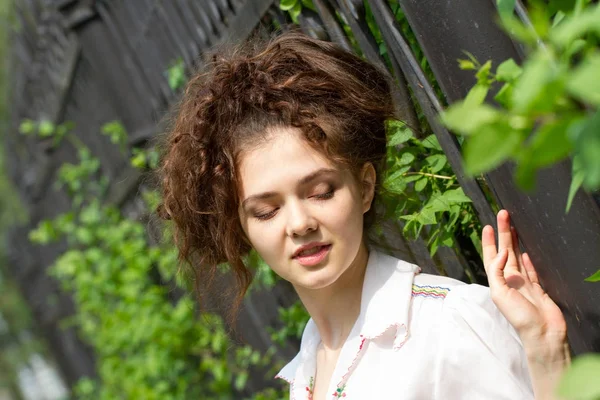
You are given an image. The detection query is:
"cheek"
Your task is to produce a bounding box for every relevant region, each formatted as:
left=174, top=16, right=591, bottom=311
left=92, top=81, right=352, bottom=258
left=319, top=190, right=365, bottom=242
left=244, top=220, right=285, bottom=266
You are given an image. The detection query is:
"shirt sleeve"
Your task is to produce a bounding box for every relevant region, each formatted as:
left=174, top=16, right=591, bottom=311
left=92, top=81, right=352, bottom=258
left=433, top=283, right=534, bottom=400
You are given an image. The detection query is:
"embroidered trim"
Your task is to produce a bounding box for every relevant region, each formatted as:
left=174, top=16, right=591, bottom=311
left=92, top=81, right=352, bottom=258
left=411, top=284, right=450, bottom=299
left=392, top=323, right=409, bottom=350
left=274, top=373, right=293, bottom=384
left=306, top=376, right=314, bottom=400
left=330, top=336, right=366, bottom=399
left=332, top=383, right=347, bottom=397
left=274, top=373, right=296, bottom=400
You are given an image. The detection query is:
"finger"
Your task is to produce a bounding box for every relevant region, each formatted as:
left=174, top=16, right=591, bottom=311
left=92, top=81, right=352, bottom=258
left=497, top=210, right=513, bottom=251
left=481, top=225, right=497, bottom=269
left=497, top=210, right=520, bottom=272
left=487, top=248, right=509, bottom=292
left=511, top=226, right=525, bottom=270
left=522, top=252, right=540, bottom=285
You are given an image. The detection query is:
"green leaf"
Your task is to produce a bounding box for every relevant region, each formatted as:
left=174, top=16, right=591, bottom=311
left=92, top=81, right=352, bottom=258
left=458, top=59, right=476, bottom=70
left=464, top=84, right=489, bottom=107
left=425, top=154, right=448, bottom=173
left=585, top=269, right=600, bottom=282
left=548, top=0, right=576, bottom=14
left=386, top=165, right=411, bottom=182
left=289, top=1, right=302, bottom=23
left=234, top=371, right=249, bottom=391
left=557, top=354, right=600, bottom=399
left=475, top=61, right=493, bottom=85
left=385, top=178, right=407, bottom=195
left=511, top=52, right=564, bottom=114
left=567, top=53, right=600, bottom=106
left=528, top=4, right=551, bottom=39
left=279, top=0, right=297, bottom=11
left=441, top=103, right=502, bottom=136
left=300, top=0, right=316, bottom=12
left=550, top=4, right=600, bottom=47
left=566, top=155, right=585, bottom=213
left=421, top=134, right=442, bottom=151
left=38, top=120, right=55, bottom=137
left=500, top=15, right=539, bottom=44
left=415, top=177, right=428, bottom=192
left=495, top=59, right=522, bottom=82
left=387, top=121, right=414, bottom=146
left=402, top=174, right=421, bottom=183
left=494, top=83, right=513, bottom=108
left=565, top=39, right=587, bottom=60
left=463, top=123, right=522, bottom=175
left=19, top=119, right=36, bottom=134
left=515, top=157, right=537, bottom=191
left=398, top=152, right=416, bottom=165
left=572, top=110, right=600, bottom=190
left=496, top=0, right=516, bottom=21
left=529, top=118, right=575, bottom=168
left=441, top=188, right=472, bottom=204
left=416, top=208, right=437, bottom=225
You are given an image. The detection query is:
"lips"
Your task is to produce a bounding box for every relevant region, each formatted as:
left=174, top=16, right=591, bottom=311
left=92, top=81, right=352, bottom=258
left=292, top=243, right=332, bottom=266
left=292, top=242, right=329, bottom=258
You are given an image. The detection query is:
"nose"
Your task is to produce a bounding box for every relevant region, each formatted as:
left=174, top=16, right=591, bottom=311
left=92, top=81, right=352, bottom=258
left=285, top=200, right=317, bottom=237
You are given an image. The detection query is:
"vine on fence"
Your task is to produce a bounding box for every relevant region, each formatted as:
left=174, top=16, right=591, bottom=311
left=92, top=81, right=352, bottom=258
left=22, top=120, right=287, bottom=400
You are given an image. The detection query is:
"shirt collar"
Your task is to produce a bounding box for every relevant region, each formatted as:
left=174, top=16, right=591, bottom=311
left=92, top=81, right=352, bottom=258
left=275, top=249, right=421, bottom=383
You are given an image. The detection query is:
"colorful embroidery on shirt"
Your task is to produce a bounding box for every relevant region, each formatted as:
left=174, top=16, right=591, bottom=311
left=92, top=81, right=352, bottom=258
left=411, top=284, right=450, bottom=299
left=333, top=383, right=347, bottom=397
left=306, top=376, right=314, bottom=400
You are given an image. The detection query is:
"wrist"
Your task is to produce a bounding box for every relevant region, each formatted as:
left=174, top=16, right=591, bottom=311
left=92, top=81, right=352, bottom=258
left=523, top=341, right=570, bottom=400
left=524, top=340, right=571, bottom=375
left=520, top=329, right=569, bottom=359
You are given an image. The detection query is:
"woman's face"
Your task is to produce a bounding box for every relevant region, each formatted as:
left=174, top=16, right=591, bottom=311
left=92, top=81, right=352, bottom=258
left=237, top=127, right=375, bottom=290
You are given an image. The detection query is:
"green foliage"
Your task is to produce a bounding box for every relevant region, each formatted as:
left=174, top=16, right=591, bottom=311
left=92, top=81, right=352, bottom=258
left=449, top=2, right=600, bottom=398
left=166, top=58, right=187, bottom=92
left=269, top=301, right=310, bottom=346
left=382, top=121, right=481, bottom=260
left=246, top=249, right=279, bottom=291
left=19, top=119, right=75, bottom=148
left=557, top=354, right=600, bottom=400
left=584, top=269, right=600, bottom=283
left=337, top=1, right=472, bottom=264
left=101, top=120, right=128, bottom=152
left=442, top=2, right=600, bottom=213
left=130, top=146, right=161, bottom=170
left=279, top=0, right=316, bottom=24
left=25, top=121, right=286, bottom=399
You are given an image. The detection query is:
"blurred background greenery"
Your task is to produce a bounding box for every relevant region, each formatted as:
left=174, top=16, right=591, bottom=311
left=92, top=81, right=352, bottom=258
left=1, top=0, right=599, bottom=399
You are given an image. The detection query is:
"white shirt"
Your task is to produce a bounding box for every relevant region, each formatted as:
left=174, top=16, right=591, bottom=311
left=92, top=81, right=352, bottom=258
left=275, top=250, right=534, bottom=399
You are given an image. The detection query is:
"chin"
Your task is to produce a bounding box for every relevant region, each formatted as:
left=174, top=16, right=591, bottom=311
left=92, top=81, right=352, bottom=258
left=295, top=270, right=341, bottom=290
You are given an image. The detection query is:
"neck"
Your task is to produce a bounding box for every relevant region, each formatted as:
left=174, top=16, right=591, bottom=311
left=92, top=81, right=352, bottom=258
left=294, top=243, right=369, bottom=350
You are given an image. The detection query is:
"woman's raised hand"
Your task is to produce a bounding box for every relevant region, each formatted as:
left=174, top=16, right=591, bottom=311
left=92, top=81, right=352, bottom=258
left=481, top=210, right=568, bottom=355
left=482, top=210, right=570, bottom=399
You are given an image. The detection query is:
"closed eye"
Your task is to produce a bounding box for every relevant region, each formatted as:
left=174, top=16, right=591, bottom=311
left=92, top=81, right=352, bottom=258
left=254, top=208, right=278, bottom=221
left=313, top=190, right=334, bottom=200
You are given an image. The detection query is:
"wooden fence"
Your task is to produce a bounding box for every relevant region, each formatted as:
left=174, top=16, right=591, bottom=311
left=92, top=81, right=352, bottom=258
left=5, top=0, right=600, bottom=391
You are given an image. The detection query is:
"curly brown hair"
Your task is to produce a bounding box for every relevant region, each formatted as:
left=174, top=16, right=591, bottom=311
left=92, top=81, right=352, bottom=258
left=158, top=31, right=397, bottom=317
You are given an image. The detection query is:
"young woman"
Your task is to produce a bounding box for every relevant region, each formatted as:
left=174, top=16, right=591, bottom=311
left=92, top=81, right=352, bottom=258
left=158, top=32, right=570, bottom=399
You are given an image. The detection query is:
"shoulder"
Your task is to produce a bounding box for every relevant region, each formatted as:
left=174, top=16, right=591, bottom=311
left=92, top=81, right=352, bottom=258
left=413, top=277, right=523, bottom=350
left=409, top=274, right=510, bottom=337
left=411, top=273, right=465, bottom=298
left=411, top=273, right=494, bottom=310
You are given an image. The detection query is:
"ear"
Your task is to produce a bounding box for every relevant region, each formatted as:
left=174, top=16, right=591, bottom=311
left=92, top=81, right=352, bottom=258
left=360, top=163, right=377, bottom=214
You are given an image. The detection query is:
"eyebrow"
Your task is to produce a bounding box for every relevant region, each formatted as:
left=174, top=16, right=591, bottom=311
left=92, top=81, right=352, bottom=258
left=241, top=168, right=337, bottom=209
